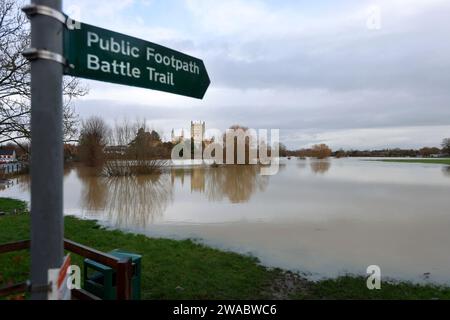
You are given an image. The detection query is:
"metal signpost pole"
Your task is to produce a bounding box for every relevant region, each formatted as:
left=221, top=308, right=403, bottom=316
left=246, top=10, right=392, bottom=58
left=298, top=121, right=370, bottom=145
left=25, top=0, right=64, bottom=300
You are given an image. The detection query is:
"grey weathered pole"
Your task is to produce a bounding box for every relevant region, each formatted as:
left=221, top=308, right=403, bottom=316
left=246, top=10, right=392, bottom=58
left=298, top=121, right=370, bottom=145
left=28, top=0, right=64, bottom=300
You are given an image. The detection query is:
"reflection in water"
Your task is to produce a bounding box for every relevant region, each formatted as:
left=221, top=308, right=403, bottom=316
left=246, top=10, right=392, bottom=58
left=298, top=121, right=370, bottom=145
left=171, top=166, right=269, bottom=203
left=0, top=180, right=13, bottom=191
left=191, top=167, right=205, bottom=193
left=297, top=159, right=307, bottom=171
left=443, top=166, right=450, bottom=178
left=76, top=166, right=108, bottom=211
left=310, top=160, right=331, bottom=174
left=76, top=166, right=173, bottom=228
left=2, top=167, right=73, bottom=193
left=77, top=164, right=269, bottom=228
left=206, top=166, right=269, bottom=203
left=64, top=165, right=73, bottom=177
left=105, top=174, right=173, bottom=228
left=4, top=175, right=31, bottom=194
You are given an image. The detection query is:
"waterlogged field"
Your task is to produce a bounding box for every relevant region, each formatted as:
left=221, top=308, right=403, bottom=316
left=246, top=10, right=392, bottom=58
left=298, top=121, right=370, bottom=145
left=1, top=158, right=450, bottom=284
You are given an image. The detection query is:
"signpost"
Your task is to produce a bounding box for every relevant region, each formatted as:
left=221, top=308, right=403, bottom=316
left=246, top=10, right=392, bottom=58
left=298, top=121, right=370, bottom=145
left=23, top=0, right=210, bottom=300
left=63, top=22, right=210, bottom=99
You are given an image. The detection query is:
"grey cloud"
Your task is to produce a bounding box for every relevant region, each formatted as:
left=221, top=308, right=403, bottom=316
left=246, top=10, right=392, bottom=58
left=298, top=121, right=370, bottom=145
left=75, top=89, right=450, bottom=133
left=193, top=5, right=450, bottom=95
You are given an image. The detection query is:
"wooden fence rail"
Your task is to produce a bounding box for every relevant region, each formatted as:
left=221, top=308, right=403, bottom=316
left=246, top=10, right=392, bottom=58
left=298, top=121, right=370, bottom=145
left=0, top=239, right=132, bottom=300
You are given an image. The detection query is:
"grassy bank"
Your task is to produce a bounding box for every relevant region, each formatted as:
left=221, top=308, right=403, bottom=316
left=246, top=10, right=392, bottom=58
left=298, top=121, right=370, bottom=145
left=1, top=198, right=450, bottom=300
left=0, top=198, right=27, bottom=215
left=375, top=158, right=450, bottom=165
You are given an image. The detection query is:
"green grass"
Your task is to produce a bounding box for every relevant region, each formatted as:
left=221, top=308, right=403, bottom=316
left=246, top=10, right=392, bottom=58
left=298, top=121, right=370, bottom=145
left=376, top=158, right=450, bottom=165
left=1, top=197, right=450, bottom=300
left=301, top=276, right=450, bottom=300
left=0, top=198, right=27, bottom=215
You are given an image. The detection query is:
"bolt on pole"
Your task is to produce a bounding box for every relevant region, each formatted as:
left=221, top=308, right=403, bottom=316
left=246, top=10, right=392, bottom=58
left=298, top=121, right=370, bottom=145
left=28, top=0, right=64, bottom=300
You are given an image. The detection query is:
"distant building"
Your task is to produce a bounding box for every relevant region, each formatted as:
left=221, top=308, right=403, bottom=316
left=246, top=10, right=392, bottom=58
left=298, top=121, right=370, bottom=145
left=0, top=150, right=16, bottom=163
left=171, top=128, right=185, bottom=144
left=171, top=122, right=206, bottom=144
left=430, top=153, right=448, bottom=158
left=191, top=121, right=205, bottom=143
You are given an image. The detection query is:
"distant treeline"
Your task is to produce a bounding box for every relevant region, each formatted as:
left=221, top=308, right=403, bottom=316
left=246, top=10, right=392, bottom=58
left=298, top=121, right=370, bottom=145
left=332, top=148, right=443, bottom=158
left=285, top=144, right=332, bottom=159
left=286, top=146, right=448, bottom=158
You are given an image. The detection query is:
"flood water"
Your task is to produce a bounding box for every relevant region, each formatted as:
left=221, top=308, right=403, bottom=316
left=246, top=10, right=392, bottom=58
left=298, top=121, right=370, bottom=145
left=2, top=158, right=450, bottom=284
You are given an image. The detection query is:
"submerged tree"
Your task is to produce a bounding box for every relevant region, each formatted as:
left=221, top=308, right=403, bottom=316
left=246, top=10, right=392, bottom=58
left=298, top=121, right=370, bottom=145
left=0, top=0, right=87, bottom=150
left=223, top=125, right=257, bottom=164
left=310, top=144, right=332, bottom=159
left=104, top=119, right=168, bottom=176
left=78, top=117, right=109, bottom=167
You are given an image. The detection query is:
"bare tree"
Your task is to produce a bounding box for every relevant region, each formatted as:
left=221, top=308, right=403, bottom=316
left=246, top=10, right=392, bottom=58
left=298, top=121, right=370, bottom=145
left=108, top=118, right=151, bottom=149
left=0, top=0, right=87, bottom=150
left=104, top=118, right=168, bottom=176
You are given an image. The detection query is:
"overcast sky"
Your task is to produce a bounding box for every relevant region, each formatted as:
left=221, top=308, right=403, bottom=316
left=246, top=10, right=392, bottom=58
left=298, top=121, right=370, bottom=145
left=63, top=0, right=450, bottom=150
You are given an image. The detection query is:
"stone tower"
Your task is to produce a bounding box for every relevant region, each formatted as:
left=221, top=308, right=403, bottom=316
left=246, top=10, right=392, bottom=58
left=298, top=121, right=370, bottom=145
left=191, top=121, right=205, bottom=143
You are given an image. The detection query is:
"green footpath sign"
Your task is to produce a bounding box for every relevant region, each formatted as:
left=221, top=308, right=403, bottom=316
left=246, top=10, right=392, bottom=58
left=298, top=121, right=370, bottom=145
left=63, top=23, right=210, bottom=99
